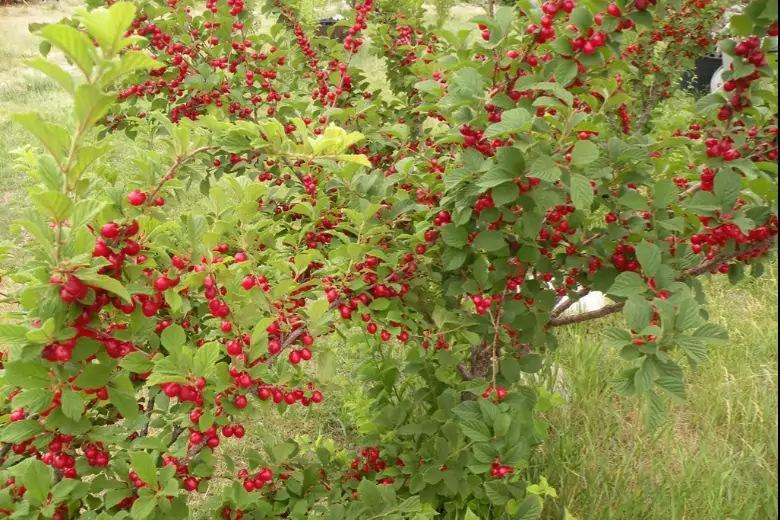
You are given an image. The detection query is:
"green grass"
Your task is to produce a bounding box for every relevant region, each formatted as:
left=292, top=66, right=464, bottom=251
left=0, top=2, right=777, bottom=519
left=534, top=271, right=778, bottom=520
left=0, top=2, right=75, bottom=241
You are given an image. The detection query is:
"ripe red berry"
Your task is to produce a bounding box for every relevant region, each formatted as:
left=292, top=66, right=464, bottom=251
left=127, top=190, right=147, bottom=206
left=101, top=222, right=120, bottom=239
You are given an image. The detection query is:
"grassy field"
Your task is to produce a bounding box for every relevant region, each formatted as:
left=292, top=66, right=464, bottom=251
left=0, top=2, right=777, bottom=519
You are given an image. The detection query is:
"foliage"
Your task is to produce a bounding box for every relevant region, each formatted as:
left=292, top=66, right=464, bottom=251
left=0, top=0, right=777, bottom=519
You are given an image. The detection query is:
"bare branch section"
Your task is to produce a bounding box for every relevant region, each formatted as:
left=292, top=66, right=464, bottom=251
left=548, top=238, right=776, bottom=328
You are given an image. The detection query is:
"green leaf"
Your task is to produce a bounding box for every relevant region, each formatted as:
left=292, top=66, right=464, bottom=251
left=193, top=341, right=220, bottom=377
left=358, top=479, right=383, bottom=512
left=38, top=24, right=96, bottom=78
left=461, top=420, right=492, bottom=442
left=570, top=6, right=593, bottom=32
left=500, top=357, right=522, bottom=383
left=22, top=459, right=52, bottom=504
left=76, top=271, right=132, bottom=302
left=642, top=392, right=666, bottom=430
left=440, top=224, right=469, bottom=248
left=636, top=241, right=662, bottom=277
left=473, top=230, right=506, bottom=252
left=529, top=155, right=561, bottom=182
left=608, top=272, right=647, bottom=298
left=74, top=362, right=113, bottom=390
left=11, top=389, right=53, bottom=414
left=555, top=60, right=578, bottom=86
left=514, top=495, right=543, bottom=520
left=518, top=353, right=543, bottom=373
left=0, top=324, right=29, bottom=345
left=485, top=108, right=532, bottom=138
left=604, top=327, right=632, bottom=348
left=693, top=323, right=729, bottom=344
left=77, top=2, right=137, bottom=57
left=634, top=358, right=657, bottom=393
left=677, top=336, right=708, bottom=366
left=103, top=50, right=164, bottom=86
left=30, top=191, right=73, bottom=222
left=0, top=420, right=45, bottom=443
left=656, top=376, right=686, bottom=402
left=161, top=324, right=186, bottom=350
left=61, top=389, right=86, bottom=421
left=130, top=451, right=157, bottom=487
left=696, top=93, right=726, bottom=114
left=272, top=442, right=297, bottom=462
left=109, top=382, right=140, bottom=420
left=714, top=168, right=742, bottom=208
left=623, top=296, right=653, bottom=331
left=442, top=247, right=468, bottom=271
left=652, top=179, right=677, bottom=208
left=74, top=84, right=116, bottom=127
left=2, top=361, right=51, bottom=388
left=10, top=112, right=71, bottom=165
left=478, top=167, right=515, bottom=189
left=131, top=494, right=157, bottom=519
left=619, top=190, right=649, bottom=210
left=23, top=57, right=75, bottom=94
left=570, top=140, right=599, bottom=166
left=120, top=352, right=154, bottom=373
left=569, top=174, right=593, bottom=210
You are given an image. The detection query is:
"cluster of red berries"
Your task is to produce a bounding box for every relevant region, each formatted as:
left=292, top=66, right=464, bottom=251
left=482, top=385, right=508, bottom=401
left=238, top=467, right=274, bottom=492
left=83, top=442, right=110, bottom=467
left=161, top=378, right=207, bottom=406
left=490, top=460, right=515, bottom=478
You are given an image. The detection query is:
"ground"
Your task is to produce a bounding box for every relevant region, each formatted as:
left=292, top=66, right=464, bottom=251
left=0, top=2, right=777, bottom=519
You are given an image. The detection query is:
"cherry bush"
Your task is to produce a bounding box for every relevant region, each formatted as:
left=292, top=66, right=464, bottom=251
left=0, top=0, right=777, bottom=518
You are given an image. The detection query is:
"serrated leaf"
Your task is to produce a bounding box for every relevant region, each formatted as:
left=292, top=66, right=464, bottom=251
left=636, top=241, right=662, bottom=277
left=160, top=324, right=186, bottom=350
left=473, top=230, right=506, bottom=251
left=74, top=362, right=112, bottom=390
left=193, top=341, right=220, bottom=377
left=0, top=324, right=29, bottom=345
left=10, top=112, right=71, bottom=164
left=608, top=272, right=647, bottom=297
left=130, top=451, right=157, bottom=487
left=478, top=167, right=515, bottom=189
left=119, top=352, right=154, bottom=374
left=22, top=459, right=52, bottom=503
left=61, top=389, right=86, bottom=421
left=652, top=179, right=677, bottom=208
left=38, top=24, right=96, bottom=77
left=30, top=191, right=73, bottom=222
left=514, top=496, right=543, bottom=520
left=76, top=271, right=132, bottom=302
left=656, top=376, right=686, bottom=402
left=642, top=392, right=666, bottom=430
left=569, top=174, right=593, bottom=210
left=570, top=140, right=599, bottom=166
left=623, top=297, right=653, bottom=331
left=529, top=155, right=561, bottom=182
left=485, top=108, right=532, bottom=138
left=461, top=420, right=492, bottom=442
left=693, top=323, right=729, bottom=344
left=24, top=57, right=74, bottom=94
left=442, top=247, right=468, bottom=271
left=440, top=224, right=468, bottom=248
left=0, top=420, right=44, bottom=443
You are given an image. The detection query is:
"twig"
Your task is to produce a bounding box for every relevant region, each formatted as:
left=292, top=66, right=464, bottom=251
left=138, top=395, right=156, bottom=438
left=548, top=238, right=776, bottom=327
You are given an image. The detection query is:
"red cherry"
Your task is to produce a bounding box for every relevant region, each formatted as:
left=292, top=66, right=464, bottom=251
left=127, top=190, right=147, bottom=206
left=101, top=222, right=120, bottom=239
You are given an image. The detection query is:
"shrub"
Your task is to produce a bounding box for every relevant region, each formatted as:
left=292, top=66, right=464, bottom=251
left=0, top=0, right=777, bottom=519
